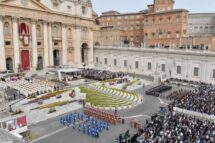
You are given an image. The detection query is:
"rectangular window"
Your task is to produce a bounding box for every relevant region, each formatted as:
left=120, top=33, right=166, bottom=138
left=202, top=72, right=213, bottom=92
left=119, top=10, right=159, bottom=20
left=54, top=42, right=58, bottom=46
left=53, top=3, right=58, bottom=9
left=159, top=33, right=162, bottom=39
left=5, top=41, right=11, bottom=46
left=213, top=69, right=215, bottom=79
left=104, top=58, right=107, bottom=65
left=177, top=66, right=181, bottom=74
left=37, top=42, right=41, bottom=46
left=176, top=16, right=181, bottom=23
left=159, top=18, right=163, bottom=24
left=145, top=19, right=148, bottom=25
left=82, top=6, right=87, bottom=15
left=114, top=59, right=117, bottom=66
left=96, top=57, right=99, bottom=63
left=194, top=67, right=199, bottom=77
left=189, top=27, right=193, bottom=32
left=161, top=64, right=165, bottom=72
left=67, top=5, right=71, bottom=11
left=194, top=26, right=198, bottom=31
left=152, top=19, right=155, bottom=25
left=210, top=26, right=214, bottom=33
left=135, top=61, right=139, bottom=69
left=167, top=33, right=171, bottom=38
left=205, top=26, right=209, bottom=32
left=176, top=33, right=180, bottom=38
left=168, top=17, right=172, bottom=24
left=148, top=62, right=151, bottom=70
left=124, top=60, right=127, bottom=67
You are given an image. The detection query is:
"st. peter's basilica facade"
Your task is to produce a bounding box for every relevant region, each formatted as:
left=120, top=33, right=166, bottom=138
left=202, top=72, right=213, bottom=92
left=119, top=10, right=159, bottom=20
left=0, top=0, right=94, bottom=72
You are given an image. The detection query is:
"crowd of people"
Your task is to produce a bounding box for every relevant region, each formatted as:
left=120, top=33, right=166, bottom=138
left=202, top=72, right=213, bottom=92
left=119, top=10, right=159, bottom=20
left=166, top=84, right=215, bottom=115
left=135, top=112, right=215, bottom=143
left=81, top=69, right=125, bottom=81
left=127, top=82, right=215, bottom=143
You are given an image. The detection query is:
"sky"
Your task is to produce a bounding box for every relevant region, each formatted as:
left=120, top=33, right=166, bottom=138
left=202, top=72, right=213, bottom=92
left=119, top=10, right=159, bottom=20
left=91, top=0, right=215, bottom=15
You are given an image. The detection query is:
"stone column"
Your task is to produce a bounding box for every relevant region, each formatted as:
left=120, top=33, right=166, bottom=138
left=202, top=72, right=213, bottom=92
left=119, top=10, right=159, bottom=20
left=73, top=26, right=81, bottom=66
left=31, top=20, right=38, bottom=71
left=48, top=23, right=53, bottom=66
left=0, top=16, right=6, bottom=71
left=43, top=21, right=49, bottom=67
left=62, top=24, right=67, bottom=65
left=88, top=28, right=94, bottom=67
left=12, top=17, right=20, bottom=72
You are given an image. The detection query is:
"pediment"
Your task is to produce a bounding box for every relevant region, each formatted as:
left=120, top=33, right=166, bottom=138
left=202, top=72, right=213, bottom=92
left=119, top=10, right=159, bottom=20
left=0, top=0, right=49, bottom=11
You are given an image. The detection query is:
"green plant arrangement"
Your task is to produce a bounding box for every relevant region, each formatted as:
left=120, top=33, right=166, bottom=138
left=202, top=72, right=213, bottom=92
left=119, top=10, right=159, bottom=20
left=95, top=85, right=141, bottom=103
left=51, top=79, right=69, bottom=86
left=80, top=86, right=131, bottom=108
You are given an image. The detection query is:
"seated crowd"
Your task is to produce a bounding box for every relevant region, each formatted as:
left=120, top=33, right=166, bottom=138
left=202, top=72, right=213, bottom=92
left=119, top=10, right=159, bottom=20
left=127, top=82, right=215, bottom=143
left=80, top=69, right=125, bottom=81
left=135, top=112, right=214, bottom=143
left=166, top=84, right=215, bottom=115
left=169, top=78, right=207, bottom=87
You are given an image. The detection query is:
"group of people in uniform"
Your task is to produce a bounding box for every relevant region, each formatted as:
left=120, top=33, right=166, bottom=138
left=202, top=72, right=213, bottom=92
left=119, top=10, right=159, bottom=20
left=84, top=107, right=123, bottom=125
left=60, top=112, right=110, bottom=139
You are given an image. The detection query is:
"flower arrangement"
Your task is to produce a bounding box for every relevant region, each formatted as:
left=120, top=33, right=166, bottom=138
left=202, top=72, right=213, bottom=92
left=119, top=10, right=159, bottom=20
left=101, top=79, right=117, bottom=83
left=123, top=79, right=140, bottom=89
left=23, top=89, right=70, bottom=105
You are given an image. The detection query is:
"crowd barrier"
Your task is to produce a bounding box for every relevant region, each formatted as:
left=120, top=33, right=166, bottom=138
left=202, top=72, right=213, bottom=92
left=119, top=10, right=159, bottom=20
left=84, top=107, right=123, bottom=125
left=173, top=107, right=215, bottom=120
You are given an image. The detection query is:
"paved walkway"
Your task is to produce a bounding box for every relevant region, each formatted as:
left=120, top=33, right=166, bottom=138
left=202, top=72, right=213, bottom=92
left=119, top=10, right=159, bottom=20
left=12, top=88, right=85, bottom=125
left=29, top=85, right=166, bottom=143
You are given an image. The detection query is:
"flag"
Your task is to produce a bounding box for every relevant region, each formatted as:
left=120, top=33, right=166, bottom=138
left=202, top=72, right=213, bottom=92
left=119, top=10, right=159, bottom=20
left=17, top=116, right=27, bottom=127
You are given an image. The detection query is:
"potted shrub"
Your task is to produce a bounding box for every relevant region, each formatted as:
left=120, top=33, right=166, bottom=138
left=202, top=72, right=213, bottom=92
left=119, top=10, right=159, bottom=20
left=48, top=107, right=56, bottom=114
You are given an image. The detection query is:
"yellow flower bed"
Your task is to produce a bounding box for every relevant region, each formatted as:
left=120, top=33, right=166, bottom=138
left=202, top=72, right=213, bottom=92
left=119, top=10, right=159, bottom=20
left=122, top=79, right=140, bottom=89
left=101, top=79, right=117, bottom=83
left=31, top=100, right=72, bottom=110
left=125, top=79, right=140, bottom=86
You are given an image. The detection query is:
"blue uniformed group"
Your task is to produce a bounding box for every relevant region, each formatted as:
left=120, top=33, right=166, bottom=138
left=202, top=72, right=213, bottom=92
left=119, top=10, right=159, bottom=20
left=60, top=112, right=110, bottom=138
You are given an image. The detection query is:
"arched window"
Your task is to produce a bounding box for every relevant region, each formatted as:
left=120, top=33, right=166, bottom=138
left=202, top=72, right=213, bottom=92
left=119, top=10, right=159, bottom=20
left=36, top=25, right=41, bottom=37
left=52, top=26, right=58, bottom=38
left=4, top=22, right=10, bottom=36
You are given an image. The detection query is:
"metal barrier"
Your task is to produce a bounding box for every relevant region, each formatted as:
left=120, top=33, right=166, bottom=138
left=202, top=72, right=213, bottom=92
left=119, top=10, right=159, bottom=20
left=173, top=107, right=215, bottom=120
